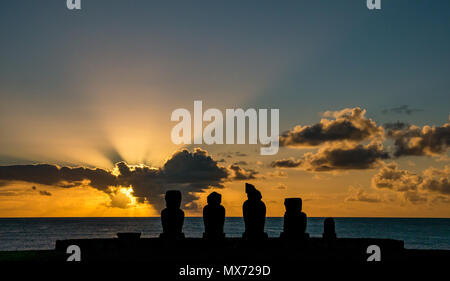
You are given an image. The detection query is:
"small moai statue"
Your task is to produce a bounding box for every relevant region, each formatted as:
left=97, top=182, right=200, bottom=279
left=242, top=183, right=268, bottom=240
left=203, top=192, right=226, bottom=239
left=322, top=217, right=337, bottom=239
left=280, top=198, right=308, bottom=239
left=160, top=190, right=185, bottom=239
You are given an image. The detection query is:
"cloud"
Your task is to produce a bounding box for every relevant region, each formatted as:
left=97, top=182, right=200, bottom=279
left=345, top=187, right=383, bottom=203
left=372, top=162, right=449, bottom=203
left=270, top=158, right=302, bottom=168
left=0, top=191, right=19, bottom=196
left=272, top=142, right=388, bottom=172
left=266, top=170, right=288, bottom=178
left=384, top=121, right=409, bottom=131
left=114, top=148, right=229, bottom=210
left=387, top=123, right=450, bottom=157
left=0, top=164, right=115, bottom=191
left=0, top=148, right=229, bottom=211
left=432, top=195, right=450, bottom=204
left=39, top=190, right=52, bottom=196
left=279, top=107, right=383, bottom=147
left=275, top=183, right=287, bottom=190
left=108, top=187, right=134, bottom=209
left=421, top=166, right=450, bottom=195
left=301, top=142, right=389, bottom=171
left=381, top=105, right=423, bottom=115
left=233, top=161, right=248, bottom=166
left=217, top=151, right=248, bottom=158
left=372, top=162, right=422, bottom=192
left=402, top=191, right=427, bottom=204
left=227, top=164, right=259, bottom=180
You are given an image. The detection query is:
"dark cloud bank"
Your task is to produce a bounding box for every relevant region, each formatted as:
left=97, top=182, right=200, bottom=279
left=0, top=148, right=255, bottom=211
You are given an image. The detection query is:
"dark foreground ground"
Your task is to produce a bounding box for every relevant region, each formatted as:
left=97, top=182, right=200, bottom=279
left=0, top=237, right=448, bottom=278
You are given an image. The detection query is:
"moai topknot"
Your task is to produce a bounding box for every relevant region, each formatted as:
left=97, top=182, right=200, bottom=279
left=242, top=183, right=267, bottom=240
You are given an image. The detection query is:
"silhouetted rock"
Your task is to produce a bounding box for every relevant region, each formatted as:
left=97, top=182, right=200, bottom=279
left=203, top=192, right=225, bottom=239
left=322, top=217, right=337, bottom=239
left=280, top=198, right=309, bottom=239
left=160, top=190, right=185, bottom=239
left=242, top=183, right=268, bottom=240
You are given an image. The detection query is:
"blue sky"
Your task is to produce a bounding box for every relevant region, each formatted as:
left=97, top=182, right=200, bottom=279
left=1, top=1, right=449, bottom=131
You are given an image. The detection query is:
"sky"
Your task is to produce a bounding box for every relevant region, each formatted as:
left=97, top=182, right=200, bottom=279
left=0, top=0, right=449, bottom=217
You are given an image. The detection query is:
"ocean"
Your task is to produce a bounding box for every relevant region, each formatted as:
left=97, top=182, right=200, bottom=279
left=0, top=217, right=448, bottom=251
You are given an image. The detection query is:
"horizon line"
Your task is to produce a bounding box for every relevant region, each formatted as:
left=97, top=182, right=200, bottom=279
left=0, top=216, right=448, bottom=219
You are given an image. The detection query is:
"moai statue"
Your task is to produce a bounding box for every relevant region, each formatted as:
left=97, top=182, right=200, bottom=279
left=322, top=217, right=337, bottom=239
left=203, top=192, right=226, bottom=239
left=242, top=183, right=268, bottom=240
left=160, top=190, right=185, bottom=239
left=280, top=198, right=309, bottom=239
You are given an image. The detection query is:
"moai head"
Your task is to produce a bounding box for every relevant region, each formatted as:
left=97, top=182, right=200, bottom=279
left=207, top=192, right=222, bottom=206
left=245, top=183, right=262, bottom=201
left=165, top=190, right=182, bottom=209
left=284, top=198, right=302, bottom=213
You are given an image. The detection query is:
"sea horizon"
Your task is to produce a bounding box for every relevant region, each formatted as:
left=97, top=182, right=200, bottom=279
left=1, top=217, right=449, bottom=251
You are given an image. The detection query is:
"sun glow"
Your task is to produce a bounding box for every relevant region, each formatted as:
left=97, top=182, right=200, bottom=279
left=108, top=186, right=138, bottom=208
left=121, top=186, right=137, bottom=205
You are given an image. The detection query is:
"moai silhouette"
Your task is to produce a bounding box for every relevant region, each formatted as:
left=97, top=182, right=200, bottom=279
left=280, top=198, right=309, bottom=239
left=322, top=217, right=337, bottom=239
left=160, top=190, right=185, bottom=239
left=203, top=192, right=226, bottom=239
left=242, top=183, right=267, bottom=240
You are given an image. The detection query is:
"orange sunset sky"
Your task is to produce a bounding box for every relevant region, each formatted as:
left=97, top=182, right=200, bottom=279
left=0, top=1, right=449, bottom=217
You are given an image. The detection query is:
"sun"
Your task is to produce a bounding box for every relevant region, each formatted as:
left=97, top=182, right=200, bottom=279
left=120, top=186, right=137, bottom=205
left=108, top=186, right=138, bottom=208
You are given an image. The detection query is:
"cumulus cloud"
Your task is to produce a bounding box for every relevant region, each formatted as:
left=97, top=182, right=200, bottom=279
left=108, top=187, right=134, bottom=209
left=387, top=123, right=450, bottom=157
left=402, top=191, right=427, bottom=204
left=345, top=187, right=383, bottom=203
left=0, top=148, right=229, bottom=211
left=270, top=158, right=302, bottom=168
left=421, top=166, right=450, bottom=195
left=372, top=162, right=422, bottom=192
left=227, top=164, right=259, bottom=180
left=372, top=162, right=450, bottom=203
left=280, top=107, right=383, bottom=147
